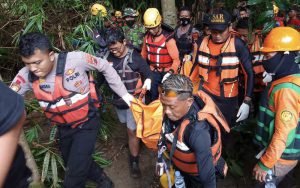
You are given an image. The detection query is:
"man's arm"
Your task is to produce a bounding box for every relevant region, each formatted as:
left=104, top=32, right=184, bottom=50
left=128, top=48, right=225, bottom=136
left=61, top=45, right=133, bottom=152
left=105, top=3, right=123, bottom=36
left=166, top=38, right=180, bottom=73
left=235, top=37, right=254, bottom=99
left=259, top=87, right=298, bottom=169
left=186, top=121, right=216, bottom=188
left=71, top=51, right=129, bottom=98
left=10, top=67, right=32, bottom=95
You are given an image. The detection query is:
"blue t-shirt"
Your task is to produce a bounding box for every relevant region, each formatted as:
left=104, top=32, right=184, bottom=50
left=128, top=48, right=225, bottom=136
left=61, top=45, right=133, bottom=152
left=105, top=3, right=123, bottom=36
left=0, top=81, right=24, bottom=135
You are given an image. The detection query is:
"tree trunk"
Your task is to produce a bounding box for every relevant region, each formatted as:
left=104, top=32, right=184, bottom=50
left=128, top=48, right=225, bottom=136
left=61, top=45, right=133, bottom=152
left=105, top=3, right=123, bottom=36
left=161, top=0, right=177, bottom=28
left=19, top=131, right=44, bottom=186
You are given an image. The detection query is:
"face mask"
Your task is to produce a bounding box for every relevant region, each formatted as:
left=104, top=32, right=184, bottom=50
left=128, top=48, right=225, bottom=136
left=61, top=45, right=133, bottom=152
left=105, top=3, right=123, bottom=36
left=126, top=20, right=135, bottom=27
left=180, top=18, right=191, bottom=26
left=262, top=53, right=283, bottom=73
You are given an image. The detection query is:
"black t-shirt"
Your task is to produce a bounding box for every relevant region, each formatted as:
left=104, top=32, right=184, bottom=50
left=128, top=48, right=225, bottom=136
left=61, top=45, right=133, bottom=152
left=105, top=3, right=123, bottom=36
left=106, top=48, right=152, bottom=80
left=0, top=81, right=24, bottom=135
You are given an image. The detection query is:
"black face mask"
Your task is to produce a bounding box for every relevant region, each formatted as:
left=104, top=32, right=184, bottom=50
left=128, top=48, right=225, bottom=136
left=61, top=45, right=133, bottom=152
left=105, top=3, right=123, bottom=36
left=263, top=52, right=300, bottom=80
left=126, top=20, right=135, bottom=27
left=180, top=18, right=191, bottom=26
left=263, top=53, right=283, bottom=73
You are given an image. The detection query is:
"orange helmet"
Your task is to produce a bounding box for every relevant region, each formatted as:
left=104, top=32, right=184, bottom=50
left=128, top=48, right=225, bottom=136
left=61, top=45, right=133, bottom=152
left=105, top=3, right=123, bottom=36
left=261, top=27, right=300, bottom=53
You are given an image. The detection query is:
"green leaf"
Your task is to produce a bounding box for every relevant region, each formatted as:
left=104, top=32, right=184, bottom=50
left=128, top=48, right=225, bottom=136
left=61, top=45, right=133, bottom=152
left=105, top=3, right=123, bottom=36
left=262, top=20, right=276, bottom=34
left=51, top=155, right=58, bottom=186
left=247, top=0, right=264, bottom=6
left=41, top=152, right=51, bottom=182
left=229, top=160, right=244, bottom=177
left=49, top=127, right=57, bottom=142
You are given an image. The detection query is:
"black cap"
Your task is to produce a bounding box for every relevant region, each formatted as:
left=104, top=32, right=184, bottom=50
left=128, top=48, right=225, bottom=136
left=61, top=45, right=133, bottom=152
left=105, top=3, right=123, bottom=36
left=209, top=10, right=231, bottom=31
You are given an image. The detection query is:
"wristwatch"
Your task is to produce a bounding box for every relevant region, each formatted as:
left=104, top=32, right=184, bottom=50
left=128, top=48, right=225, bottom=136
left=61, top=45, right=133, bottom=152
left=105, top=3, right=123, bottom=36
left=243, top=98, right=252, bottom=105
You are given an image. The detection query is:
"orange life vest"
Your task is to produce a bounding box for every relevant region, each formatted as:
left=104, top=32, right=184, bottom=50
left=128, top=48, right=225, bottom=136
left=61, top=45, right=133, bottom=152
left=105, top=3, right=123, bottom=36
left=30, top=53, right=100, bottom=128
left=249, top=32, right=265, bottom=92
left=198, top=35, right=240, bottom=97
left=145, top=32, right=173, bottom=71
left=164, top=90, right=230, bottom=176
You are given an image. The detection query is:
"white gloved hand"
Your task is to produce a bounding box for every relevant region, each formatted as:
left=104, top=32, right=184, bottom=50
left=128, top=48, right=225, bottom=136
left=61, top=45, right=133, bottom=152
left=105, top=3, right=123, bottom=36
left=236, top=103, right=250, bottom=122
left=121, top=93, right=134, bottom=107
left=262, top=71, right=273, bottom=83
left=161, top=73, right=171, bottom=83
left=142, top=78, right=151, bottom=90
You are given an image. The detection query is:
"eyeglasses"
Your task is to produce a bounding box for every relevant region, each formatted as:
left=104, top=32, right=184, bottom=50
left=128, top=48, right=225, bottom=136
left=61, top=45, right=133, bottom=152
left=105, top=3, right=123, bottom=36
left=161, top=88, right=192, bottom=97
left=109, top=43, right=124, bottom=53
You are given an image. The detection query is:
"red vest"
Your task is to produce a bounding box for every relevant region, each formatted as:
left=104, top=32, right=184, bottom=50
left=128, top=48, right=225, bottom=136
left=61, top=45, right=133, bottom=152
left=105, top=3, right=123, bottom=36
left=31, top=53, right=100, bottom=128
left=145, top=32, right=173, bottom=70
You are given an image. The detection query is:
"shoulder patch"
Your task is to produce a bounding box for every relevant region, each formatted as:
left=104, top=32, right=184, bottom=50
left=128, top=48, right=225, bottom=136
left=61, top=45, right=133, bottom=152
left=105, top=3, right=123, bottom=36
left=10, top=83, right=21, bottom=92
left=85, top=54, right=98, bottom=65
left=280, top=110, right=293, bottom=123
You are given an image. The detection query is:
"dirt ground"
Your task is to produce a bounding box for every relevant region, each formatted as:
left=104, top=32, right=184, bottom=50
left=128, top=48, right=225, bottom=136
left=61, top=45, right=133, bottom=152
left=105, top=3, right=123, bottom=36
left=96, top=123, right=300, bottom=188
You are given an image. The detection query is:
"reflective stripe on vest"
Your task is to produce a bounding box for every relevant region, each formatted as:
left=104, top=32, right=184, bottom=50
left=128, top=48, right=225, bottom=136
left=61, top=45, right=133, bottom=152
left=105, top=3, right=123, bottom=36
left=197, top=36, right=240, bottom=96
left=255, top=74, right=300, bottom=160
left=145, top=33, right=173, bottom=69
left=164, top=90, right=230, bottom=176
left=31, top=53, right=100, bottom=128
left=250, top=33, right=265, bottom=92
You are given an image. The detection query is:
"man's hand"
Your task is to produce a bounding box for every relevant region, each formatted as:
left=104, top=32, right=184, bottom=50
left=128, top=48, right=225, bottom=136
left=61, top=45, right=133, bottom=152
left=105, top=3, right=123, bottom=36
left=236, top=102, right=250, bottom=122
left=161, top=73, right=171, bottom=83
left=121, top=93, right=134, bottom=107
left=142, top=78, right=151, bottom=91
left=253, top=163, right=268, bottom=182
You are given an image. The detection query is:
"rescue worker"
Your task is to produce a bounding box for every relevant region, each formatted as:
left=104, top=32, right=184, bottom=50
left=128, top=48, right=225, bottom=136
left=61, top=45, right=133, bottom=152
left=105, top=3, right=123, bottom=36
left=253, top=27, right=300, bottom=186
left=174, top=6, right=200, bottom=61
left=10, top=32, right=133, bottom=188
left=90, top=3, right=111, bottom=58
left=122, top=8, right=145, bottom=52
left=159, top=74, right=229, bottom=188
left=104, top=27, right=152, bottom=178
left=287, top=6, right=300, bottom=31
left=190, top=10, right=254, bottom=126
left=202, top=14, right=212, bottom=37
left=0, top=81, right=31, bottom=188
left=111, top=10, right=125, bottom=27
left=141, top=8, right=180, bottom=103
left=235, top=18, right=265, bottom=114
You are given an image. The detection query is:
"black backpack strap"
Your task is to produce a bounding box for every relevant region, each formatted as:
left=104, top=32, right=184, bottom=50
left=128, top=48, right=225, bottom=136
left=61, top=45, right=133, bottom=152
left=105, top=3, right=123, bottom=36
left=56, top=52, right=68, bottom=76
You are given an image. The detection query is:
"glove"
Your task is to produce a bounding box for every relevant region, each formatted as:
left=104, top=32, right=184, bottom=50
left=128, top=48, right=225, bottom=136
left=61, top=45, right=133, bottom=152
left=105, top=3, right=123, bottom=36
left=262, top=71, right=273, bottom=83
left=142, top=78, right=151, bottom=91
left=161, top=73, right=171, bottom=83
left=236, top=102, right=250, bottom=122
left=121, top=93, right=134, bottom=107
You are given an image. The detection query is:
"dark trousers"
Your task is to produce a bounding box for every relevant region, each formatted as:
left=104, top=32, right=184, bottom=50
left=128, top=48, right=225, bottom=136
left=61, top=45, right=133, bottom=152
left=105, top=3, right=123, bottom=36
left=146, top=71, right=166, bottom=104
left=205, top=91, right=239, bottom=127
left=58, top=115, right=104, bottom=188
left=4, top=145, right=31, bottom=188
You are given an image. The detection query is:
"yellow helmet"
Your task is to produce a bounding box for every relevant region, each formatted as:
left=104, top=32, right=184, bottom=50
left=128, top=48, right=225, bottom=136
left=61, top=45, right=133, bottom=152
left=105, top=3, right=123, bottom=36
left=143, top=8, right=162, bottom=28
left=261, top=27, right=300, bottom=53
left=91, top=3, right=107, bottom=17
left=115, top=10, right=122, bottom=18
left=273, top=4, right=279, bottom=14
